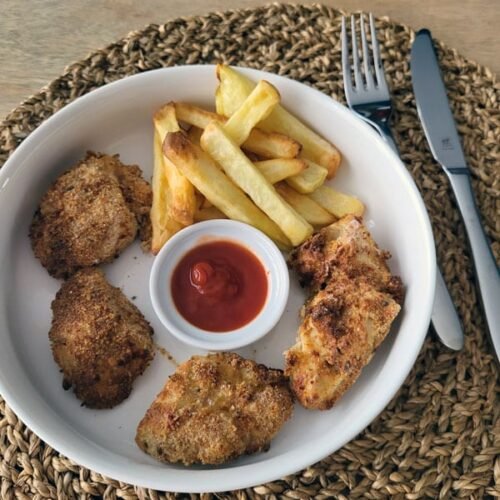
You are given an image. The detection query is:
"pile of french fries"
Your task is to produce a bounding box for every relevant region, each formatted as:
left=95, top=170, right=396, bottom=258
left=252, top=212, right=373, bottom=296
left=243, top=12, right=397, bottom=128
left=150, top=64, right=364, bottom=254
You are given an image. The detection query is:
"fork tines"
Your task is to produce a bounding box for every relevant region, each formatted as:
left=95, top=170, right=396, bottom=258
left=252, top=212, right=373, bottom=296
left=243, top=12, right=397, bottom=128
left=341, top=13, right=388, bottom=95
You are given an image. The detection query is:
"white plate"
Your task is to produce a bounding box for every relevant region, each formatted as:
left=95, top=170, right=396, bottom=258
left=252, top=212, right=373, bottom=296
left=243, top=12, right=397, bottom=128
left=0, top=65, right=435, bottom=493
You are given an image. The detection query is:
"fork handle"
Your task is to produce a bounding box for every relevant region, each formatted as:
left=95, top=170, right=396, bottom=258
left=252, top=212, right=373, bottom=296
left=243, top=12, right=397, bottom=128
left=360, top=116, right=400, bottom=155
left=369, top=118, right=464, bottom=350
left=376, top=122, right=399, bottom=155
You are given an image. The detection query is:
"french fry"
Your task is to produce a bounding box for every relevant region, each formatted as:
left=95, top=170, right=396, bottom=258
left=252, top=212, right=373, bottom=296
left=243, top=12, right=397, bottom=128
left=224, top=80, right=280, bottom=145
left=153, top=103, right=196, bottom=226
left=242, top=130, right=301, bottom=159
left=174, top=102, right=300, bottom=159
left=150, top=130, right=183, bottom=254
left=151, top=67, right=362, bottom=255
left=187, top=125, right=203, bottom=145
left=254, top=158, right=306, bottom=184
left=275, top=183, right=335, bottom=226
left=195, top=189, right=213, bottom=209
left=286, top=159, right=328, bottom=193
left=175, top=103, right=225, bottom=128
left=309, top=185, right=365, bottom=218
left=215, top=67, right=253, bottom=116
left=194, top=206, right=227, bottom=221
left=163, top=131, right=290, bottom=249
left=200, top=122, right=313, bottom=246
left=154, top=102, right=180, bottom=138
left=216, top=64, right=341, bottom=177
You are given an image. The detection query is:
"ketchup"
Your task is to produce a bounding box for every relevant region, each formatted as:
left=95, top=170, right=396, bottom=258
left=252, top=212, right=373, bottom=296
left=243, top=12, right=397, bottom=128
left=171, top=240, right=268, bottom=332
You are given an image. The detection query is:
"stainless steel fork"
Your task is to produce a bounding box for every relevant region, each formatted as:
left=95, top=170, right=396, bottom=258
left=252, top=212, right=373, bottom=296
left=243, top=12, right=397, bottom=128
left=341, top=14, right=399, bottom=153
left=341, top=13, right=464, bottom=351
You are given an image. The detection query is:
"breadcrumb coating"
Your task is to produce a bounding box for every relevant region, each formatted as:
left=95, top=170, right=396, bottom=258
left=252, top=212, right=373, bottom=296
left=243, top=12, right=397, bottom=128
left=49, top=268, right=154, bottom=408
left=30, top=152, right=151, bottom=279
left=136, top=352, right=293, bottom=465
left=285, top=215, right=403, bottom=410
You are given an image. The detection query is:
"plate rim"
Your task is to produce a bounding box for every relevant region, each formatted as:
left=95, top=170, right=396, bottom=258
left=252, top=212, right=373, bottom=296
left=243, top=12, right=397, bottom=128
left=0, top=64, right=436, bottom=493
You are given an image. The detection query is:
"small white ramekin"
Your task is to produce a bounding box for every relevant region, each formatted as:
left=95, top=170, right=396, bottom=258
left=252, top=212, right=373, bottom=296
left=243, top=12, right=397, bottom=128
left=149, top=219, right=290, bottom=351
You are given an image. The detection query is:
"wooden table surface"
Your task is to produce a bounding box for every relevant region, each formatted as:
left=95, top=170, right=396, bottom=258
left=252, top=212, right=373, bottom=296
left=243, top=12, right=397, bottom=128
left=1, top=0, right=498, bottom=119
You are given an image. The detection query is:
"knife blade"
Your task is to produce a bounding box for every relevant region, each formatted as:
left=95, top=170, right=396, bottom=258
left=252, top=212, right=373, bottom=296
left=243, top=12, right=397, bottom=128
left=411, top=29, right=500, bottom=362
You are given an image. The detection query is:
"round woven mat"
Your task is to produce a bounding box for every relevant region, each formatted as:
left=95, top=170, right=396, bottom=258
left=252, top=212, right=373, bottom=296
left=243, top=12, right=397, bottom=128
left=1, top=3, right=499, bottom=499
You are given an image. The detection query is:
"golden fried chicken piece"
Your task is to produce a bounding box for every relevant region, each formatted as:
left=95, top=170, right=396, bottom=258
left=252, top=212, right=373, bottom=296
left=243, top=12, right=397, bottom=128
left=285, top=215, right=403, bottom=410
left=136, top=353, right=293, bottom=465
left=94, top=152, right=152, bottom=246
left=289, top=214, right=403, bottom=301
left=285, top=276, right=401, bottom=410
left=30, top=152, right=151, bottom=279
left=49, top=268, right=154, bottom=409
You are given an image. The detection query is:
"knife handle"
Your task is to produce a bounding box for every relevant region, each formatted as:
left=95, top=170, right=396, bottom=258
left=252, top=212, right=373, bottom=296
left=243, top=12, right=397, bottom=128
left=447, top=172, right=500, bottom=358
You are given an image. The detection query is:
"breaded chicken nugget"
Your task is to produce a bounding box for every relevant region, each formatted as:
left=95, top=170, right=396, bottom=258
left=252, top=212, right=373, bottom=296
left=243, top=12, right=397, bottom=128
left=285, top=275, right=401, bottom=410
left=136, top=353, right=293, bottom=465
left=289, top=214, right=403, bottom=301
left=30, top=152, right=151, bottom=279
left=49, top=268, right=154, bottom=408
left=285, top=216, right=403, bottom=410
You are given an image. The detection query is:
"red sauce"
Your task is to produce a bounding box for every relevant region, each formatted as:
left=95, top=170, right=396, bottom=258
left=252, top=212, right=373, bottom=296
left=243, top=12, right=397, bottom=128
left=171, top=240, right=268, bottom=332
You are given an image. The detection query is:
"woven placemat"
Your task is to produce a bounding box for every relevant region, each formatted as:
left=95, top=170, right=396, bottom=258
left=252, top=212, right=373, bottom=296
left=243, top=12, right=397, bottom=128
left=1, top=3, right=499, bottom=499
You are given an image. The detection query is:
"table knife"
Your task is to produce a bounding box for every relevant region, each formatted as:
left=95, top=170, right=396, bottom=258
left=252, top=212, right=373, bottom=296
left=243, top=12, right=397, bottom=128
left=411, top=29, right=500, bottom=362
